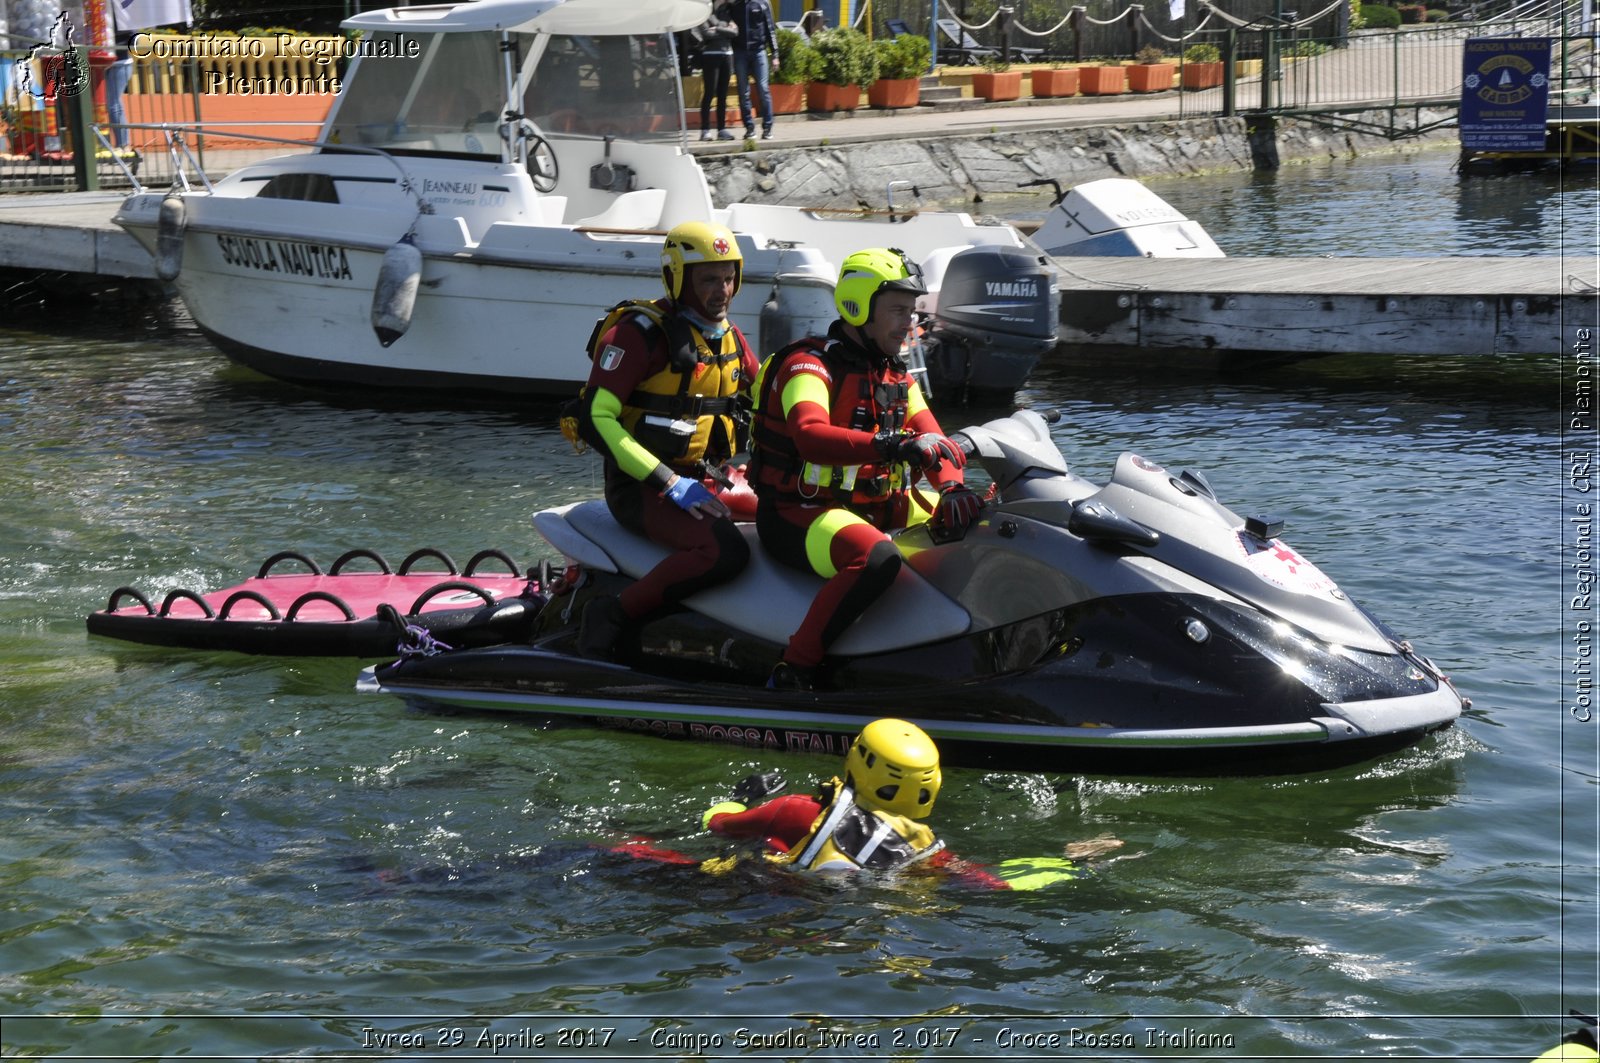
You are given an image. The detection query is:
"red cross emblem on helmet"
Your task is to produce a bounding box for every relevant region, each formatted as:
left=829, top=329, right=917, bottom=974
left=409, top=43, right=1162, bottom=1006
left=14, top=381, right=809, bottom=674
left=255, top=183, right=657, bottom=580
left=713, top=237, right=731, bottom=255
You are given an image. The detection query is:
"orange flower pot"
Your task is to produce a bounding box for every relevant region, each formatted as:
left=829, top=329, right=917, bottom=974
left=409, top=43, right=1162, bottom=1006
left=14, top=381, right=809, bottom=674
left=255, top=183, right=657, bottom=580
left=1030, top=67, right=1079, bottom=98
left=1127, top=63, right=1176, bottom=92
left=867, top=77, right=920, bottom=109
left=1181, top=61, right=1225, bottom=90
left=1077, top=65, right=1126, bottom=95
left=770, top=82, right=806, bottom=114
left=971, top=70, right=1023, bottom=101
left=806, top=81, right=862, bottom=112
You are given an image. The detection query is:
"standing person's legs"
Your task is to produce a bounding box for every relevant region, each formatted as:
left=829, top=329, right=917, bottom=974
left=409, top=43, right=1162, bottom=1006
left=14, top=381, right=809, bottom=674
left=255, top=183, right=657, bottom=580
left=750, top=49, right=773, bottom=137
left=705, top=54, right=732, bottom=136
left=732, top=49, right=757, bottom=137
left=104, top=59, right=133, bottom=148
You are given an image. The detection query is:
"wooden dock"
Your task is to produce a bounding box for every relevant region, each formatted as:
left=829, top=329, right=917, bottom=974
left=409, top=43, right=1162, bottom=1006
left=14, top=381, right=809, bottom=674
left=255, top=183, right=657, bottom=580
left=1053, top=254, right=1593, bottom=357
left=1, top=191, right=1593, bottom=357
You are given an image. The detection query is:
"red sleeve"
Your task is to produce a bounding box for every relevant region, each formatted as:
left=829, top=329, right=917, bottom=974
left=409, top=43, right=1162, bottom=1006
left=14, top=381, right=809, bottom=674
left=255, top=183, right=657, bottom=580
left=928, top=849, right=1012, bottom=889
left=774, top=353, right=882, bottom=467
left=708, top=794, right=823, bottom=854
left=906, top=405, right=966, bottom=493
left=586, top=314, right=666, bottom=400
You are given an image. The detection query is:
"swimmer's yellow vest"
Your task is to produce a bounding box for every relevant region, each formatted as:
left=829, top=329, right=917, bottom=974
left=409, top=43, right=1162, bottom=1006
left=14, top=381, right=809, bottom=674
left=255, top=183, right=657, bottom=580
left=778, top=783, right=944, bottom=872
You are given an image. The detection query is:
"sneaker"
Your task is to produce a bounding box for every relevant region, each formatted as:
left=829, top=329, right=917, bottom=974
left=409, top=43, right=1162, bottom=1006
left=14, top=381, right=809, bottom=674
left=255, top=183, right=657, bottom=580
left=699, top=131, right=712, bottom=141
left=577, top=595, right=628, bottom=661
left=766, top=661, right=816, bottom=691
left=744, top=127, right=757, bottom=139
left=717, top=130, right=735, bottom=140
left=761, top=128, right=773, bottom=140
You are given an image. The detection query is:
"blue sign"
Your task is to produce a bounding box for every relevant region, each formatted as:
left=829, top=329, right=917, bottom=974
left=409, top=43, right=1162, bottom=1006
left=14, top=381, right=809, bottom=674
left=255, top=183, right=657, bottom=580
left=1460, top=36, right=1553, bottom=152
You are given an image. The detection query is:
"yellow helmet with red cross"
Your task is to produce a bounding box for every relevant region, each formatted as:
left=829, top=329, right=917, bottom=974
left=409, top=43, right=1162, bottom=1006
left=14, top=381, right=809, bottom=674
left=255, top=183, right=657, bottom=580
left=661, top=221, right=743, bottom=301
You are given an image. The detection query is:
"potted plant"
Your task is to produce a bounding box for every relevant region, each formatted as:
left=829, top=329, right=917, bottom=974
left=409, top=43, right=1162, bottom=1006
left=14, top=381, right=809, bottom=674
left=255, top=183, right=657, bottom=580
left=1030, top=62, right=1078, bottom=98
left=771, top=28, right=819, bottom=113
left=1126, top=45, right=1175, bottom=92
left=807, top=26, right=878, bottom=112
left=1077, top=59, right=1126, bottom=95
left=1180, top=42, right=1224, bottom=90
left=868, top=31, right=930, bottom=109
left=971, top=54, right=1022, bottom=101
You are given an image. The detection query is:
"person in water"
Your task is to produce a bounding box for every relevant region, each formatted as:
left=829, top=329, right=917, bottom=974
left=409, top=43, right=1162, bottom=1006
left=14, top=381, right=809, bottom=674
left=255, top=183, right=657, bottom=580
left=701, top=718, right=1095, bottom=890
left=748, top=248, right=984, bottom=690
left=573, top=220, right=759, bottom=660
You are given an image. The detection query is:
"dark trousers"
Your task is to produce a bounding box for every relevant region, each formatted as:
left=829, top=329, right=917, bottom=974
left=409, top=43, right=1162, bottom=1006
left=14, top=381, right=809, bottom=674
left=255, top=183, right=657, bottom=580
left=700, top=52, right=732, bottom=132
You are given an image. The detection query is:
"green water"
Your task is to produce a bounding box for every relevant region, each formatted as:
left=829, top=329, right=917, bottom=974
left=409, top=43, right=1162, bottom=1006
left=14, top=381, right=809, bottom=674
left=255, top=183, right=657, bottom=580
left=2, top=146, right=1597, bottom=1057
left=0, top=310, right=1587, bottom=1059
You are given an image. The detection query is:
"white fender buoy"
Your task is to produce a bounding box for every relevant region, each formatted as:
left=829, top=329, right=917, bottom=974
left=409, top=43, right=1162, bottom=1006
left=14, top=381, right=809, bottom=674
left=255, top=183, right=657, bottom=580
left=370, top=232, right=422, bottom=348
left=155, top=192, right=187, bottom=282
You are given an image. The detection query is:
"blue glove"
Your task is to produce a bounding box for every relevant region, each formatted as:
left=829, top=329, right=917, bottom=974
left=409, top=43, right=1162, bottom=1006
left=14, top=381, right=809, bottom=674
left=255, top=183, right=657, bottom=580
left=663, top=475, right=717, bottom=512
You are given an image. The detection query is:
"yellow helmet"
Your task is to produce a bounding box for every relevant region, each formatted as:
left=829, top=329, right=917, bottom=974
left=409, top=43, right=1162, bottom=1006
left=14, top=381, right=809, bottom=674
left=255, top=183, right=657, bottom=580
left=844, top=718, right=941, bottom=819
left=661, top=220, right=742, bottom=300
left=833, top=247, right=926, bottom=327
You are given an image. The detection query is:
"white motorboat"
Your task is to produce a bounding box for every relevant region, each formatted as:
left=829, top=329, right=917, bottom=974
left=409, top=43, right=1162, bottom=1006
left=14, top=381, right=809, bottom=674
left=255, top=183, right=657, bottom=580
left=1029, top=177, right=1225, bottom=258
left=114, top=0, right=1055, bottom=398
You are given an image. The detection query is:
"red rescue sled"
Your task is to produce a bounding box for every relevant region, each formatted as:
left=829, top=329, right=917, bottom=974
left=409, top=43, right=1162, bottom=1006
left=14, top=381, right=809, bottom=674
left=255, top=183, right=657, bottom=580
left=86, top=547, right=545, bottom=657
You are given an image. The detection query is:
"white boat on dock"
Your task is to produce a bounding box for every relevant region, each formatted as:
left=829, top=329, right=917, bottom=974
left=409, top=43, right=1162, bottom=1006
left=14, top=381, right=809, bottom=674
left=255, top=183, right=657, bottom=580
left=112, top=0, right=1057, bottom=398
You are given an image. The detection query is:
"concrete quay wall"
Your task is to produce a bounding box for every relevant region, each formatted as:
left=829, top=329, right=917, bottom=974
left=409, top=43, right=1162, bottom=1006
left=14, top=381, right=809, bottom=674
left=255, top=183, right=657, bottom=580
left=698, top=108, right=1460, bottom=213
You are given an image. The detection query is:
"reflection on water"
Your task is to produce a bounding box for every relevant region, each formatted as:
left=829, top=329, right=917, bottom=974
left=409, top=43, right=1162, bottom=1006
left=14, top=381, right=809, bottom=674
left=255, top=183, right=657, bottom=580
left=1057, top=148, right=1599, bottom=259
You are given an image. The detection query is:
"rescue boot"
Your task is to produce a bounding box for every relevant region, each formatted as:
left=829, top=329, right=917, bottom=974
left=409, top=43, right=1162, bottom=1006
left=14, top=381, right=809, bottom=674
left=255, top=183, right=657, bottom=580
left=766, top=660, right=816, bottom=691
left=577, top=595, right=630, bottom=661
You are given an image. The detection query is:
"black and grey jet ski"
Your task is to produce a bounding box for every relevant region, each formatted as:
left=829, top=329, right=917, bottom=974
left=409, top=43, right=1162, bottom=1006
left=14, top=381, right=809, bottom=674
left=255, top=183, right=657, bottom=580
left=358, top=410, right=1465, bottom=775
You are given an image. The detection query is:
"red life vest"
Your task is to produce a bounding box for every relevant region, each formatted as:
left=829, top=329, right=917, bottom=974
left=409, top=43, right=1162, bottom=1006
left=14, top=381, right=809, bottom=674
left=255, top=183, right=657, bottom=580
left=749, top=335, right=915, bottom=519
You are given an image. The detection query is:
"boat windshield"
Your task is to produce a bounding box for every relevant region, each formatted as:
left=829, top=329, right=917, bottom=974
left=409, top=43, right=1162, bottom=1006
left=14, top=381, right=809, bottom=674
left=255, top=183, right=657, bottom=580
left=324, top=30, right=684, bottom=156
left=520, top=33, right=684, bottom=144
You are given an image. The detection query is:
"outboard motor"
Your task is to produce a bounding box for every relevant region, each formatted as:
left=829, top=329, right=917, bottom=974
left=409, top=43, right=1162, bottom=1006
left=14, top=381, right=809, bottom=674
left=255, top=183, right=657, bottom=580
left=923, top=245, right=1059, bottom=402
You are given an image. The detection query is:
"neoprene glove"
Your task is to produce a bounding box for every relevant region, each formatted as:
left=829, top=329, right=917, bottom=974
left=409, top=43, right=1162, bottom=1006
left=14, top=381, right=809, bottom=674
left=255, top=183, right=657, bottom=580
left=663, top=475, right=717, bottom=512
left=898, top=433, right=967, bottom=471
left=935, top=483, right=983, bottom=531
left=701, top=800, right=746, bottom=831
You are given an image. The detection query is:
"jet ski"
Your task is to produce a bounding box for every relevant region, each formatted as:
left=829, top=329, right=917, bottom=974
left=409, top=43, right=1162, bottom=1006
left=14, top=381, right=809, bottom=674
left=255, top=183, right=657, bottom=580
left=359, top=410, right=1465, bottom=775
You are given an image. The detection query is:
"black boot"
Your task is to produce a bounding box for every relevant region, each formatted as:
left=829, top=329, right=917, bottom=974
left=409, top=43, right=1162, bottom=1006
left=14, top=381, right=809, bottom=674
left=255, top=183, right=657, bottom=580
left=577, top=595, right=629, bottom=661
left=766, top=660, right=816, bottom=691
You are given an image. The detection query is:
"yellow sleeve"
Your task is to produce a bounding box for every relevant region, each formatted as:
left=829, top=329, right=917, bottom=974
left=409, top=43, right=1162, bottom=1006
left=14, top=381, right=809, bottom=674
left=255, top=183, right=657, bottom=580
left=589, top=386, right=673, bottom=487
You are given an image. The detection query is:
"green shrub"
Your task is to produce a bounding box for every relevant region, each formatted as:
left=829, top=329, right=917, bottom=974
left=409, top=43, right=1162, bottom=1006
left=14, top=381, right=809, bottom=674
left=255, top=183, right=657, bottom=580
left=811, top=27, right=879, bottom=87
left=1135, top=44, right=1166, bottom=64
left=1182, top=42, right=1221, bottom=63
left=874, top=32, right=931, bottom=80
left=1424, top=8, right=1450, bottom=20
left=1360, top=4, right=1401, bottom=26
left=774, top=28, right=822, bottom=84
left=1283, top=39, right=1329, bottom=56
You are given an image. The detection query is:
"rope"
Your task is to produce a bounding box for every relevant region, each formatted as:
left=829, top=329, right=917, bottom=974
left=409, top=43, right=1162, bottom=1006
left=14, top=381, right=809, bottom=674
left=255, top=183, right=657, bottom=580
left=1082, top=5, right=1138, bottom=26
left=938, top=9, right=1003, bottom=31
left=1013, top=6, right=1084, bottom=37
left=1136, top=8, right=1218, bottom=42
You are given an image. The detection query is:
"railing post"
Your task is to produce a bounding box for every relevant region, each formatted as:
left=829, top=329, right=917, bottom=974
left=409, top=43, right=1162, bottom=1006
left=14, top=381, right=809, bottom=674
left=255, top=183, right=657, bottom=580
left=999, top=5, right=1013, bottom=63
left=1260, top=26, right=1276, bottom=110
left=1128, top=5, right=1141, bottom=58
left=69, top=46, right=101, bottom=192
left=1222, top=26, right=1237, bottom=116
left=1071, top=6, right=1084, bottom=63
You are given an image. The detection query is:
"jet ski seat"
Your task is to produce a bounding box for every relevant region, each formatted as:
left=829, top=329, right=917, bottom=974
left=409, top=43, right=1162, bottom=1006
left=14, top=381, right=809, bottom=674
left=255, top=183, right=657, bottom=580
left=534, top=500, right=971, bottom=655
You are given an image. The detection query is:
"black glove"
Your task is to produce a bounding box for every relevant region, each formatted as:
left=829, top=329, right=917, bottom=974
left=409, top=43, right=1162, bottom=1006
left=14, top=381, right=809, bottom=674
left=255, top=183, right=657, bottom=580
left=730, top=771, right=786, bottom=804
left=935, top=483, right=983, bottom=532
left=875, top=431, right=965, bottom=470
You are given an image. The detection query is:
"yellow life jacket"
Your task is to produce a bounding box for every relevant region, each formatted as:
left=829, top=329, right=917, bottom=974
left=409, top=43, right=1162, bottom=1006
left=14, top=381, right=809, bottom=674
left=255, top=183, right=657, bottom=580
left=777, top=783, right=944, bottom=873
left=573, top=299, right=749, bottom=466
